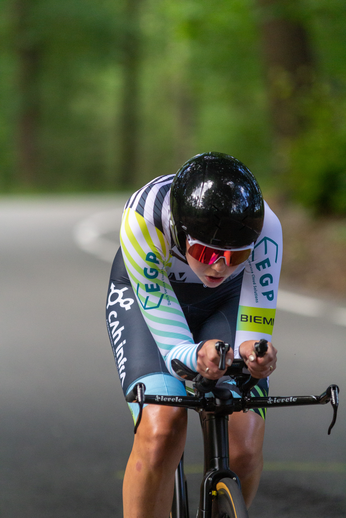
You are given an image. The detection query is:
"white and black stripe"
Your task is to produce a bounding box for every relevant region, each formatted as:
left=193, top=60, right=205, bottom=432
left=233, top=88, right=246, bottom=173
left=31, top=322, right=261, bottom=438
left=125, top=175, right=174, bottom=235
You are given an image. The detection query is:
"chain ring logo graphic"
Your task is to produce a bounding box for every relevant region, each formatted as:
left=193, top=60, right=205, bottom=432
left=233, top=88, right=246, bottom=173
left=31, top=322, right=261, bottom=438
left=107, top=284, right=134, bottom=311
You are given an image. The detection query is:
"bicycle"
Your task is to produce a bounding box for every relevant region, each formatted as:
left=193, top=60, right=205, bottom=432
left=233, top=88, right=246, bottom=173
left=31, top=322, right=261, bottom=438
left=126, top=340, right=339, bottom=518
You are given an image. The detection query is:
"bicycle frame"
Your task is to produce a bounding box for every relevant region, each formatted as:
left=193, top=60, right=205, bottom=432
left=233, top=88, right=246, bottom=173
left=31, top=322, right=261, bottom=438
left=171, top=408, right=242, bottom=518
left=197, top=409, right=241, bottom=518
left=126, top=338, right=339, bottom=518
left=126, top=381, right=339, bottom=518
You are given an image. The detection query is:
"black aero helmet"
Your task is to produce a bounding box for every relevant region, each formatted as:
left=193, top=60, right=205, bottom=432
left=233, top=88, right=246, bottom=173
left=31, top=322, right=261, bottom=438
left=170, top=152, right=264, bottom=254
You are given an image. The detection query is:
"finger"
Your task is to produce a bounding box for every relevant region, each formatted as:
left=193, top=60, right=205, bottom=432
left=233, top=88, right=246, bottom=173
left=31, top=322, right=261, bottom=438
left=225, top=349, right=234, bottom=367
left=248, top=353, right=256, bottom=362
left=267, top=357, right=277, bottom=374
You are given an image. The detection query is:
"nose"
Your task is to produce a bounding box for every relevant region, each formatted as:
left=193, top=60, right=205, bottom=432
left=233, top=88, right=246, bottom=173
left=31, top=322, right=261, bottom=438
left=211, top=257, right=227, bottom=272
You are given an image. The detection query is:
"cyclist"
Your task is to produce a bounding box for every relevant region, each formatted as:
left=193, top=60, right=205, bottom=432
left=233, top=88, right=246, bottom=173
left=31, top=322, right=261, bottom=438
left=106, top=152, right=282, bottom=516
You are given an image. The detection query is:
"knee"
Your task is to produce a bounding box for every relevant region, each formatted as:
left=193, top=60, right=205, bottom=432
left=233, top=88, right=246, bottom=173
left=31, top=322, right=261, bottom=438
left=135, top=407, right=187, bottom=470
left=228, top=412, right=265, bottom=480
left=229, top=439, right=263, bottom=479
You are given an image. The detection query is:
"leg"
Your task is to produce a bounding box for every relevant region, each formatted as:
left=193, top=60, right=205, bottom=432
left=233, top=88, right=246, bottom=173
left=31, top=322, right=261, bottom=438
left=123, top=404, right=187, bottom=518
left=106, top=252, right=189, bottom=517
left=227, top=411, right=265, bottom=509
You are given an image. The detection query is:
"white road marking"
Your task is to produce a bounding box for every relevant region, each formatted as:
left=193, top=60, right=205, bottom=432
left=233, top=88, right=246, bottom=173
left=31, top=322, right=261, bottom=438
left=331, top=306, right=346, bottom=327
left=74, top=210, right=346, bottom=327
left=277, top=290, right=325, bottom=318
left=74, top=209, right=121, bottom=263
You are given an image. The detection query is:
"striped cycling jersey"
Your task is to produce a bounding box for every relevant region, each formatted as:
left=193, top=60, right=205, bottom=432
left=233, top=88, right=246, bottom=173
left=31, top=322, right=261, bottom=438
left=120, top=175, right=283, bottom=379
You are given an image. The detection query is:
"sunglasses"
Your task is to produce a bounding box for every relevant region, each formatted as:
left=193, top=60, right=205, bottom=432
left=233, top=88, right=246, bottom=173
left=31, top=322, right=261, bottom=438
left=187, top=236, right=253, bottom=267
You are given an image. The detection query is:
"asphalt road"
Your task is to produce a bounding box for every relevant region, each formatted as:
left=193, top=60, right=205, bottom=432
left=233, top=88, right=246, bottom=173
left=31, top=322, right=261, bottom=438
left=1, top=196, right=345, bottom=518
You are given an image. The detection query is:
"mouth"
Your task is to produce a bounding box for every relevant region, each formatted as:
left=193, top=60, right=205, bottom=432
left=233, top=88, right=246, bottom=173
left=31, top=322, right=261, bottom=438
left=205, top=275, right=224, bottom=284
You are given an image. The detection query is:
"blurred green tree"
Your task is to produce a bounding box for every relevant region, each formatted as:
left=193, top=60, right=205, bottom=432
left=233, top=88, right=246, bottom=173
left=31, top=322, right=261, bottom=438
left=4, top=0, right=125, bottom=191
left=0, top=0, right=345, bottom=214
left=257, top=0, right=314, bottom=149
left=257, top=0, right=346, bottom=214
left=15, top=0, right=43, bottom=187
left=118, top=0, right=142, bottom=188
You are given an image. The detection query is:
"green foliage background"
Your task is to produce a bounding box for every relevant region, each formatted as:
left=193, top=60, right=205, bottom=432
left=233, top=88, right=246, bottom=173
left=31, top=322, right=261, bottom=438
left=0, top=0, right=345, bottom=214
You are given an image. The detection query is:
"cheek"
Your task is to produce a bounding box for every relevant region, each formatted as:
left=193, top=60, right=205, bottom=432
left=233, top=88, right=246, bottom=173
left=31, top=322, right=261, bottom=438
left=186, top=254, right=206, bottom=275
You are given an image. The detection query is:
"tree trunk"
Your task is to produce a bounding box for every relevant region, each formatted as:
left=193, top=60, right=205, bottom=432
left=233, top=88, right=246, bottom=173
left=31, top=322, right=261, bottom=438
left=15, top=0, right=42, bottom=188
left=257, top=0, right=314, bottom=142
left=118, top=0, right=142, bottom=188
left=173, top=79, right=196, bottom=168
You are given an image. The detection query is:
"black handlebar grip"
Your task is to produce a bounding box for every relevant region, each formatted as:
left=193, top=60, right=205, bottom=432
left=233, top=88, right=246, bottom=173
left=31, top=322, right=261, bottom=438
left=254, top=339, right=268, bottom=358
left=125, top=386, right=137, bottom=403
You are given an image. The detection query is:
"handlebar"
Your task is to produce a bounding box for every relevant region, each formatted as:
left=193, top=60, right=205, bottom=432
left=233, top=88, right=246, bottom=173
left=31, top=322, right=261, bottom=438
left=126, top=340, right=339, bottom=435
left=126, top=382, right=340, bottom=435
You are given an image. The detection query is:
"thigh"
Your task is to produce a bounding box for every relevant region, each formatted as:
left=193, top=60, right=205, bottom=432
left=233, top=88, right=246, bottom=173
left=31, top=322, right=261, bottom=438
left=106, top=249, right=186, bottom=419
left=134, top=404, right=188, bottom=447
left=127, top=372, right=187, bottom=422
left=106, top=248, right=169, bottom=394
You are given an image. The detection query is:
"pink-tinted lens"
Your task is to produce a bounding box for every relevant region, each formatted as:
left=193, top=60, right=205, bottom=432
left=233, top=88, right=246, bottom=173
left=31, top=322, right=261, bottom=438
left=188, top=243, right=251, bottom=266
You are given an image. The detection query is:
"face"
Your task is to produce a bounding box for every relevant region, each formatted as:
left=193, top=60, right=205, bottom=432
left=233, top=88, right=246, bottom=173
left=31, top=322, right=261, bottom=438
left=185, top=239, right=238, bottom=288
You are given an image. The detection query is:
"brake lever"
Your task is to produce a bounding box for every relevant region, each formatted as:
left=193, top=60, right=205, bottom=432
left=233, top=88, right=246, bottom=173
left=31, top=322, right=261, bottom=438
left=215, top=341, right=231, bottom=370
left=327, top=384, right=340, bottom=435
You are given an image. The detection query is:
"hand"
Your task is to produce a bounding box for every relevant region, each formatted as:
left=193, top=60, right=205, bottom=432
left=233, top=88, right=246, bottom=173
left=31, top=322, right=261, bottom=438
left=197, top=339, right=234, bottom=379
left=239, top=340, right=277, bottom=378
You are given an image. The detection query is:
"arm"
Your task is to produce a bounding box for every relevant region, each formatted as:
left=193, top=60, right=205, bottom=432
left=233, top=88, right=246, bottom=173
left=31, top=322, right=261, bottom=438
left=120, top=206, right=201, bottom=376
left=234, top=203, right=283, bottom=378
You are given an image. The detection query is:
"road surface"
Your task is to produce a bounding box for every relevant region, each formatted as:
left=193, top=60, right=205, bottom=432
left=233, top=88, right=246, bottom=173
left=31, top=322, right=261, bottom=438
left=1, top=196, right=345, bottom=517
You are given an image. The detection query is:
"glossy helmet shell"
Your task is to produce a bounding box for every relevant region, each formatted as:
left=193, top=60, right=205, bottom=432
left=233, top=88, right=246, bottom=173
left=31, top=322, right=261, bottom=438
left=170, top=152, right=264, bottom=254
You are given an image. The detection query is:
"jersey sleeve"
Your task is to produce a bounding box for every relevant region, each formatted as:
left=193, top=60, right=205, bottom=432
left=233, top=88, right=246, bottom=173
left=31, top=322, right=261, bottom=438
left=120, top=206, right=200, bottom=377
left=233, top=202, right=283, bottom=358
